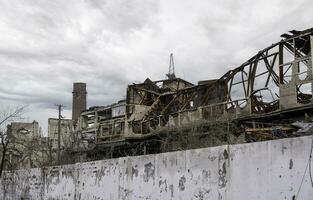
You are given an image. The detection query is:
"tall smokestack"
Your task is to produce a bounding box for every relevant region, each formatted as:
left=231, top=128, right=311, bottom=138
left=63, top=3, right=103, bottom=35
left=72, top=82, right=87, bottom=122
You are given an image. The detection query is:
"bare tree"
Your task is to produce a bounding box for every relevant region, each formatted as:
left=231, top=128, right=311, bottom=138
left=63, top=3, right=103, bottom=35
left=0, top=106, right=26, bottom=177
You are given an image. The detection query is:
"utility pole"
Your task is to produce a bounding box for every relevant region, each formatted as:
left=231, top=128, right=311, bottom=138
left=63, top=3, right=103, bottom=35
left=56, top=104, right=64, bottom=165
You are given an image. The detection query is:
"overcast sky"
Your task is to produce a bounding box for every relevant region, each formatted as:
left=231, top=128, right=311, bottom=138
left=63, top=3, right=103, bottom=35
left=0, top=0, right=312, bottom=134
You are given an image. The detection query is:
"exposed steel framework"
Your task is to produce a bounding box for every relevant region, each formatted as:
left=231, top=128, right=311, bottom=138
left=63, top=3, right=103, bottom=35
left=77, top=27, right=313, bottom=145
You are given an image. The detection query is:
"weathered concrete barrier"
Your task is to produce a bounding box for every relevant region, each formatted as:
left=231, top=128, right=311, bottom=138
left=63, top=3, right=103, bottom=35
left=1, top=135, right=313, bottom=199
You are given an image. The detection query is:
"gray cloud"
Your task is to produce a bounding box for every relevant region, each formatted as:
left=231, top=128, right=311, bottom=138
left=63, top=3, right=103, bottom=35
left=0, top=0, right=312, bottom=134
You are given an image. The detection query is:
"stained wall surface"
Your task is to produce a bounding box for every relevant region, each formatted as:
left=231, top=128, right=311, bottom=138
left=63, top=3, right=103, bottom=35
left=1, top=135, right=313, bottom=200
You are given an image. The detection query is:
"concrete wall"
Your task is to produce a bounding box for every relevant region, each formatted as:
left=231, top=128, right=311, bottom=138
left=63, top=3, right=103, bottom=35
left=1, top=135, right=313, bottom=200
left=48, top=118, right=74, bottom=149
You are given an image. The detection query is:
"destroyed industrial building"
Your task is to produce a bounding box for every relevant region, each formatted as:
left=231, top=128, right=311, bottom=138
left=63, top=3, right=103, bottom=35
left=65, top=27, right=313, bottom=162
left=4, top=27, right=313, bottom=168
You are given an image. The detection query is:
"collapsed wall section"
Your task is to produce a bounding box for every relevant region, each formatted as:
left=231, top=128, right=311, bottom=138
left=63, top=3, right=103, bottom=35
left=1, top=135, right=312, bottom=200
